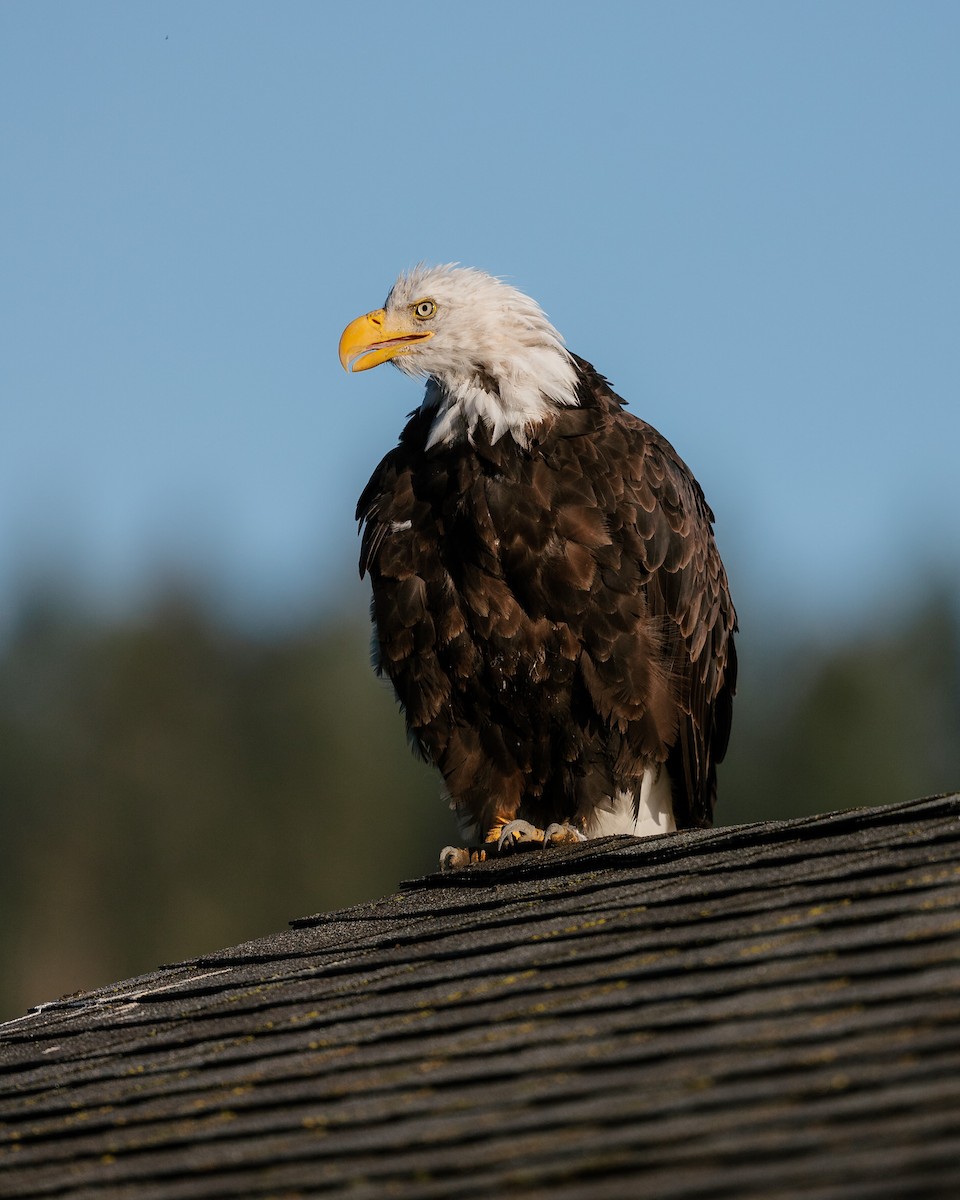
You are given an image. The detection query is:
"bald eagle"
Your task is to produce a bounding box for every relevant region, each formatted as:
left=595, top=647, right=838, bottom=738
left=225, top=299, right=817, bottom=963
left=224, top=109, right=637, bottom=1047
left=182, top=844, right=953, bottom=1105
left=339, top=265, right=737, bottom=868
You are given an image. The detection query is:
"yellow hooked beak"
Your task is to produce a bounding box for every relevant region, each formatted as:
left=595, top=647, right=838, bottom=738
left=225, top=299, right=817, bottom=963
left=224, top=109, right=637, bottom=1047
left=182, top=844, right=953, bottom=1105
left=338, top=308, right=434, bottom=373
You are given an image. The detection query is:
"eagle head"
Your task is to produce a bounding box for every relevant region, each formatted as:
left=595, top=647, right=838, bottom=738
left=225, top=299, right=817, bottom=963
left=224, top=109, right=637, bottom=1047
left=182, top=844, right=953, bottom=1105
left=338, top=264, right=579, bottom=447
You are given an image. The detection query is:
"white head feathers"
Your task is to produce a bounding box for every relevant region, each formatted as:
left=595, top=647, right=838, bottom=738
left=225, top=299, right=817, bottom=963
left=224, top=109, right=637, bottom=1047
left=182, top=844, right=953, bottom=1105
left=383, top=264, right=580, bottom=448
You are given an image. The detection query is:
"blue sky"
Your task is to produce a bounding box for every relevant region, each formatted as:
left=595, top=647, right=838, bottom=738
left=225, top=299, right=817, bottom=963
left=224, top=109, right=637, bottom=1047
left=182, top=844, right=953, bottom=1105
left=2, top=1, right=958, bottom=638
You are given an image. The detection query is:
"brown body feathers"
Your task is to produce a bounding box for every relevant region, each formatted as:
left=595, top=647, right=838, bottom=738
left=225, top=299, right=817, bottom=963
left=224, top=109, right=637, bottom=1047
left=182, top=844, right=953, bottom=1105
left=357, top=355, right=737, bottom=842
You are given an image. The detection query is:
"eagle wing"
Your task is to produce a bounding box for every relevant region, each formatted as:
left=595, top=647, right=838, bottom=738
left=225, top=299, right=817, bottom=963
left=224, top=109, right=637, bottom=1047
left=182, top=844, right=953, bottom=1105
left=571, top=358, right=737, bottom=826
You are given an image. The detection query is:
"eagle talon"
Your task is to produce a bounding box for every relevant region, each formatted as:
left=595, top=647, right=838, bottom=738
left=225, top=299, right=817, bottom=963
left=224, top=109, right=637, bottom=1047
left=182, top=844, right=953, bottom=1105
left=439, top=846, right=468, bottom=871
left=543, top=822, right=588, bottom=847
left=497, top=819, right=546, bottom=853
left=439, top=845, right=488, bottom=871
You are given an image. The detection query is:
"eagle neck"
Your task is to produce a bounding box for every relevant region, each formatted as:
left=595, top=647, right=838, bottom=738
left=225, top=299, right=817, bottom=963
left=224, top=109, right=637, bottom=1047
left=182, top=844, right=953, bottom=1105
left=420, top=352, right=580, bottom=450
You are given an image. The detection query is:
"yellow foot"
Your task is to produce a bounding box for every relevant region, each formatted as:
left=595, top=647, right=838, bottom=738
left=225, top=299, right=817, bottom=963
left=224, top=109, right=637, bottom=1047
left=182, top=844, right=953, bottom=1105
left=439, top=845, right=488, bottom=871
left=497, top=820, right=588, bottom=853
left=440, top=822, right=588, bottom=870
left=543, top=822, right=588, bottom=847
left=497, top=819, right=545, bottom=852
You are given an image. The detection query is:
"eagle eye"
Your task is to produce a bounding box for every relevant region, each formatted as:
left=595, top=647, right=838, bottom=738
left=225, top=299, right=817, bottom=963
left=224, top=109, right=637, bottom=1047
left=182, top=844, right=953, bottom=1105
left=413, top=299, right=437, bottom=320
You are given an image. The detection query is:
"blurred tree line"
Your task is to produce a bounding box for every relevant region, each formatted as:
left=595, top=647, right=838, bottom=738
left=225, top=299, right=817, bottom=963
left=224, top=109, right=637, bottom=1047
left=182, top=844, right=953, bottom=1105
left=1, top=582, right=958, bottom=1021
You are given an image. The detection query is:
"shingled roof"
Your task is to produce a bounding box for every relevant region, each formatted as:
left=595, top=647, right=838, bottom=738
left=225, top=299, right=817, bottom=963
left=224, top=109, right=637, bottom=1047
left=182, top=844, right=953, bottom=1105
left=2, top=793, right=959, bottom=1198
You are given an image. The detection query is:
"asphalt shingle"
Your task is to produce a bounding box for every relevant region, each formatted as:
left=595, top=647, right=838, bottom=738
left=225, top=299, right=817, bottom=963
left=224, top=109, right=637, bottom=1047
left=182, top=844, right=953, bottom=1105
left=1, top=793, right=959, bottom=1198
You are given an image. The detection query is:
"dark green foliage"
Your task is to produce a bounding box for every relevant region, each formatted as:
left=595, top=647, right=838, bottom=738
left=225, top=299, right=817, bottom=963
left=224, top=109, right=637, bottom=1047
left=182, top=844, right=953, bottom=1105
left=0, top=591, right=453, bottom=1021
left=1, top=584, right=958, bottom=1021
left=721, top=587, right=960, bottom=824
